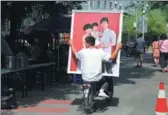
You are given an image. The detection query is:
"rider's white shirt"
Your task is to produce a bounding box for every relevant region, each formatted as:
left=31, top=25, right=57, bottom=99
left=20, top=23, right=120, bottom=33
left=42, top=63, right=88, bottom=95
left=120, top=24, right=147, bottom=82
left=75, top=48, right=111, bottom=82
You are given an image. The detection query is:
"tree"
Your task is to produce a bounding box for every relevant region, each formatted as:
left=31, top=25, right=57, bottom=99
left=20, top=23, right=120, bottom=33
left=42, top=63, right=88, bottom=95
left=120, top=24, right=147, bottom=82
left=122, top=14, right=136, bottom=43
left=1, top=1, right=83, bottom=39
left=150, top=1, right=168, bottom=10
left=123, top=15, right=136, bottom=36
left=147, top=9, right=167, bottom=35
left=149, top=1, right=168, bottom=22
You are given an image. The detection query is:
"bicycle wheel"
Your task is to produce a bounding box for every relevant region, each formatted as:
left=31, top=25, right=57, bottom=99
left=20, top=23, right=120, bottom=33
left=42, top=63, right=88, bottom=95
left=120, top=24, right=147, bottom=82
left=84, top=87, right=96, bottom=114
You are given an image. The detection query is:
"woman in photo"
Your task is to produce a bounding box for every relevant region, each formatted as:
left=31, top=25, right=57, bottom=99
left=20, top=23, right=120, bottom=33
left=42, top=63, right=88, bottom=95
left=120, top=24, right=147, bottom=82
left=82, top=24, right=93, bottom=48
left=77, top=23, right=93, bottom=71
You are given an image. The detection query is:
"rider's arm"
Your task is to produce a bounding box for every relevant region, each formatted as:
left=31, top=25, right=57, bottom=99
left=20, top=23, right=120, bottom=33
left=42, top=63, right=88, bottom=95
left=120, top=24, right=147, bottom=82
left=82, top=35, right=86, bottom=48
left=70, top=41, right=77, bottom=56
left=109, top=43, right=122, bottom=60
left=69, top=40, right=84, bottom=60
left=101, top=43, right=122, bottom=61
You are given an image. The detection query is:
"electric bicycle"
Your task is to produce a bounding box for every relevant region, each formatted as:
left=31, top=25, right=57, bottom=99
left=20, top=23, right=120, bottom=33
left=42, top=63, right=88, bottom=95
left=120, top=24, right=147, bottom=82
left=82, top=77, right=114, bottom=114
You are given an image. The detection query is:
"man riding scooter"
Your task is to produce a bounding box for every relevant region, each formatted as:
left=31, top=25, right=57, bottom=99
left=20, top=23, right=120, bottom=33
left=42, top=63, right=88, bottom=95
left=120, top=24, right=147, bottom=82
left=68, top=36, right=122, bottom=98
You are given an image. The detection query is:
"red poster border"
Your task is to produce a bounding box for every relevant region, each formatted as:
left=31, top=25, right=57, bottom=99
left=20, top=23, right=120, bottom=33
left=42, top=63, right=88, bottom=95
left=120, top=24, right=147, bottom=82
left=67, top=10, right=123, bottom=77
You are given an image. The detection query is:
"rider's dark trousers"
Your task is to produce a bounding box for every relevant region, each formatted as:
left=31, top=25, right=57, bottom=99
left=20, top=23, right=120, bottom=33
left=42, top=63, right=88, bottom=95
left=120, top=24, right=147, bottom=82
left=91, top=77, right=109, bottom=92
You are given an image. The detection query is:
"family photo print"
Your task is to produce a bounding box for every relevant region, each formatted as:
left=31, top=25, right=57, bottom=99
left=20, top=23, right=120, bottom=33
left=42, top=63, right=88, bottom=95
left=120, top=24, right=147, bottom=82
left=67, top=10, right=123, bottom=77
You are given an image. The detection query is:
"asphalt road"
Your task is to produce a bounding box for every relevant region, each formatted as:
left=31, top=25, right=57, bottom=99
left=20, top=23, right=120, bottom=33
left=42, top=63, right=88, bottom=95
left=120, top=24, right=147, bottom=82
left=2, top=53, right=168, bottom=115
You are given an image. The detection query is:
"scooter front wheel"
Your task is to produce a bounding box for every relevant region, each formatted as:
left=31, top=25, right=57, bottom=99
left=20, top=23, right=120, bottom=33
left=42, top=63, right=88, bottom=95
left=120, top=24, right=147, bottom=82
left=84, top=89, right=96, bottom=114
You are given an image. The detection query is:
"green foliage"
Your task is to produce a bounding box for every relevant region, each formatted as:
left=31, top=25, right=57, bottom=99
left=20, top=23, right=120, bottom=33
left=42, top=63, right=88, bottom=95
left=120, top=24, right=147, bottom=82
left=150, top=1, right=168, bottom=10
left=1, top=1, right=84, bottom=38
left=147, top=9, right=167, bottom=35
left=150, top=1, right=168, bottom=22
left=123, top=15, right=136, bottom=36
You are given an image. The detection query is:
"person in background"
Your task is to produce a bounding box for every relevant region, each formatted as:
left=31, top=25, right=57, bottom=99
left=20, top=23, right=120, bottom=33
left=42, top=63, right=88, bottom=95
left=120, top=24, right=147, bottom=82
left=159, top=33, right=168, bottom=72
left=91, top=22, right=101, bottom=45
left=96, top=17, right=117, bottom=74
left=69, top=36, right=122, bottom=98
left=1, top=37, right=14, bottom=69
left=152, top=35, right=160, bottom=66
left=82, top=23, right=93, bottom=48
left=134, top=33, right=146, bottom=68
left=1, top=37, right=14, bottom=56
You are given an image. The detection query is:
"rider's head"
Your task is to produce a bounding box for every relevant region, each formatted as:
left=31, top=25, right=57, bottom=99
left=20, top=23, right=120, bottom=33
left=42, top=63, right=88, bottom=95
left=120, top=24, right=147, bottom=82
left=85, top=36, right=95, bottom=48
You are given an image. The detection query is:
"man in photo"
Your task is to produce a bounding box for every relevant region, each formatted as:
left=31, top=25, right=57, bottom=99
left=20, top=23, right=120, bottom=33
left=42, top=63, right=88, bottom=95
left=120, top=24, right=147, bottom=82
left=96, top=17, right=117, bottom=74
left=69, top=36, right=122, bottom=97
left=82, top=23, right=93, bottom=48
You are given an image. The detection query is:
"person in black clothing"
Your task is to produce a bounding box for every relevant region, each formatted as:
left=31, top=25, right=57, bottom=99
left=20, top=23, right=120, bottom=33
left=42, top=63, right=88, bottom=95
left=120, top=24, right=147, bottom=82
left=159, top=33, right=168, bottom=72
left=134, top=33, right=146, bottom=67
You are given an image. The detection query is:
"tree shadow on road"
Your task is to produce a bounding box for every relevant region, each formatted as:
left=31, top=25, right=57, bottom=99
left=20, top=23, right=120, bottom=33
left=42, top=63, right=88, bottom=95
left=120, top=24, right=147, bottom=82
left=113, top=56, right=156, bottom=86
left=1, top=55, right=156, bottom=114
left=1, top=111, right=15, bottom=115
left=95, top=97, right=119, bottom=113
left=18, top=84, right=82, bottom=106
left=2, top=83, right=82, bottom=114
left=74, top=97, right=119, bottom=114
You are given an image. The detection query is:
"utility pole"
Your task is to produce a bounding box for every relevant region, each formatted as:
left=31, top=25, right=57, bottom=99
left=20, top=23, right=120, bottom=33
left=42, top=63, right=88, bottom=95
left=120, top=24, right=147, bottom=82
left=135, top=2, right=138, bottom=39
left=88, top=0, right=91, bottom=10
left=142, top=2, right=148, bottom=40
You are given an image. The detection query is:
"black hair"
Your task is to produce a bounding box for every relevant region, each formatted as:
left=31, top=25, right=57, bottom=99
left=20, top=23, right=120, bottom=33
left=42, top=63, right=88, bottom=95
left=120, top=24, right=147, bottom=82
left=85, top=36, right=95, bottom=46
left=154, top=35, right=159, bottom=41
left=92, top=22, right=98, bottom=27
left=138, top=33, right=143, bottom=38
left=160, top=33, right=168, bottom=40
left=100, top=17, right=109, bottom=24
left=83, top=24, right=92, bottom=30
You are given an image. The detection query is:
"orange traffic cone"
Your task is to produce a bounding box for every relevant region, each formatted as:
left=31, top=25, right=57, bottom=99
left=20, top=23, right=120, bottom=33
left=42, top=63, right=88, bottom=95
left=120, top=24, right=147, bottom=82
left=155, top=82, right=168, bottom=115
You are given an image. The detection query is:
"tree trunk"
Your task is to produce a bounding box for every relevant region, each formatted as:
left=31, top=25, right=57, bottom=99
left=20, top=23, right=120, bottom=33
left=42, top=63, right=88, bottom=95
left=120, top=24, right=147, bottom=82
left=10, top=2, right=18, bottom=39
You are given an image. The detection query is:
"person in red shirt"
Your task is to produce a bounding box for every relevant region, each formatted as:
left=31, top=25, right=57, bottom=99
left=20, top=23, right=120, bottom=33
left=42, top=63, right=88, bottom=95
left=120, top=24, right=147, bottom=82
left=152, top=35, right=160, bottom=66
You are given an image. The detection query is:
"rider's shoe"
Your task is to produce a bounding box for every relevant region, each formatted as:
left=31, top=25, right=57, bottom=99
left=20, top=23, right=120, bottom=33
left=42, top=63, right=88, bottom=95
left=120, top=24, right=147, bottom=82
left=98, top=91, right=109, bottom=98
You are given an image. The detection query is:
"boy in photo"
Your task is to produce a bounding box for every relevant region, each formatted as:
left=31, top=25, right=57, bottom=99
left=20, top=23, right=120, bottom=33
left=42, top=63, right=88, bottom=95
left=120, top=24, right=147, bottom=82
left=82, top=23, right=93, bottom=48
left=69, top=36, right=122, bottom=98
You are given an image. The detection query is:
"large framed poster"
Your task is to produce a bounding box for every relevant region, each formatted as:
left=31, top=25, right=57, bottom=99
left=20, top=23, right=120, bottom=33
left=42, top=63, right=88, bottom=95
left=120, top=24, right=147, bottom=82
left=67, top=10, right=123, bottom=77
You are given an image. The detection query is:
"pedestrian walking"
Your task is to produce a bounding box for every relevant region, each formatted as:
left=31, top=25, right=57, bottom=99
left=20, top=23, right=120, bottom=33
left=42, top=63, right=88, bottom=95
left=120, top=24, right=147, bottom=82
left=134, top=33, right=146, bottom=67
left=159, top=33, right=168, bottom=72
left=152, top=35, right=160, bottom=66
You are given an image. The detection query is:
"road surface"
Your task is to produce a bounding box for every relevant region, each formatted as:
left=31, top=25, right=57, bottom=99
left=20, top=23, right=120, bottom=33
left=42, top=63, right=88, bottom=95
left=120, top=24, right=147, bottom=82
left=2, top=53, right=168, bottom=115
